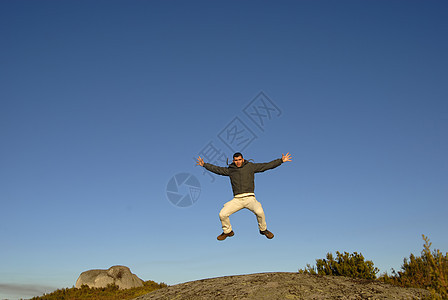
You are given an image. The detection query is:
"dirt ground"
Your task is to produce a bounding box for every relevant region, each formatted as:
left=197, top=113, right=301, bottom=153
left=133, top=272, right=433, bottom=300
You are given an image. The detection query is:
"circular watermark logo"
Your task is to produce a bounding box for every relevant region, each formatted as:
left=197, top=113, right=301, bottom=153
left=166, top=173, right=201, bottom=207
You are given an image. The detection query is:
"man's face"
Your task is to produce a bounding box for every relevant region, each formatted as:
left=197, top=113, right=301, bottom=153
left=233, top=155, right=244, bottom=167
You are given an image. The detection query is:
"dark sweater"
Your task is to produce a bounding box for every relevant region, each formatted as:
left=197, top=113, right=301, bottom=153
left=203, top=158, right=283, bottom=196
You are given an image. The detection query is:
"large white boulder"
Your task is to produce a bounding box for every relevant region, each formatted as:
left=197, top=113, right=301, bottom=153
left=75, top=265, right=144, bottom=289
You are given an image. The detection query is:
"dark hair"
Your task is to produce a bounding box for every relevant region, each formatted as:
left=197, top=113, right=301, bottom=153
left=233, top=152, right=243, bottom=159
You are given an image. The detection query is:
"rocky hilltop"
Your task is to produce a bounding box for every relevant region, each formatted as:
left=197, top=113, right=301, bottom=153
left=133, top=272, right=432, bottom=300
left=76, top=265, right=144, bottom=290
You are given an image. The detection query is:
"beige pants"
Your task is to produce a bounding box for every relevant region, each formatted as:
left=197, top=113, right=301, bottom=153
left=219, top=194, right=267, bottom=234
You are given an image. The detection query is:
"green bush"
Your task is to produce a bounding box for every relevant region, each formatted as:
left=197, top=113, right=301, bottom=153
left=379, top=235, right=447, bottom=299
left=299, top=251, right=379, bottom=280
left=31, top=280, right=168, bottom=300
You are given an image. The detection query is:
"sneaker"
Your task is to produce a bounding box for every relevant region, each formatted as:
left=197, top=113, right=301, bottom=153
left=260, top=229, right=274, bottom=239
left=217, top=231, right=234, bottom=241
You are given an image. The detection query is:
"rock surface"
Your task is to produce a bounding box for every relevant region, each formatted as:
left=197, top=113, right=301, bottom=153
left=133, top=272, right=432, bottom=300
left=75, top=265, right=144, bottom=290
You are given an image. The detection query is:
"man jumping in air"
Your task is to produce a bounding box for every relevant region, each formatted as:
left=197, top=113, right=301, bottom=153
left=196, top=152, right=292, bottom=241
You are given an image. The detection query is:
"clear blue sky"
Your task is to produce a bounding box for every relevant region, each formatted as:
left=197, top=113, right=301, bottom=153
left=1, top=1, right=447, bottom=299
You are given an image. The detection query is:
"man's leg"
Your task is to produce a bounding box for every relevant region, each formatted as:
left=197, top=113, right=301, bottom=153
left=219, top=198, right=244, bottom=234
left=244, top=196, right=267, bottom=232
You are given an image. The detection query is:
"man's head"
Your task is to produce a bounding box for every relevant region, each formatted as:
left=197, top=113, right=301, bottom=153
left=233, top=152, right=244, bottom=167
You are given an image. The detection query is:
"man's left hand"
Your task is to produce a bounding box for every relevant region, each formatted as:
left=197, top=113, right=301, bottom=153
left=282, top=152, right=292, bottom=163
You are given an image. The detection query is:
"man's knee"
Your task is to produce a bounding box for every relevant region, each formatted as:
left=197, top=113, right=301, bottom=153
left=253, top=207, right=265, bottom=217
left=251, top=202, right=265, bottom=217
left=219, top=210, right=228, bottom=220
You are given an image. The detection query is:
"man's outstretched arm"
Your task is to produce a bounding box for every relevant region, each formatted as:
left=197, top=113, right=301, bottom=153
left=253, top=152, right=292, bottom=173
left=196, top=156, right=230, bottom=176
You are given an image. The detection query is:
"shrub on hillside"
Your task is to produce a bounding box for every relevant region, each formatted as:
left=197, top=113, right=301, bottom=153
left=299, top=251, right=379, bottom=280
left=31, top=280, right=168, bottom=300
left=379, top=235, right=447, bottom=299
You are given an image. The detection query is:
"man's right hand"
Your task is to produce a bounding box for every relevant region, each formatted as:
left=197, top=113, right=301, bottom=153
left=196, top=156, right=205, bottom=167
